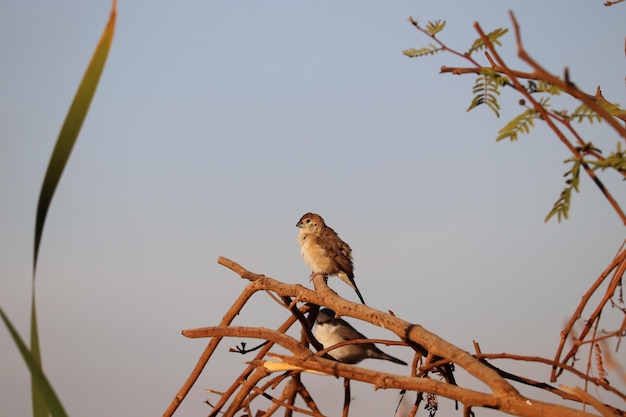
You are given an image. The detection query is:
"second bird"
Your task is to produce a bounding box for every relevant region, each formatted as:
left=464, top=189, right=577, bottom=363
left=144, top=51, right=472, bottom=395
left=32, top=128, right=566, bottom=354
left=314, top=308, right=407, bottom=365
left=296, top=212, right=366, bottom=305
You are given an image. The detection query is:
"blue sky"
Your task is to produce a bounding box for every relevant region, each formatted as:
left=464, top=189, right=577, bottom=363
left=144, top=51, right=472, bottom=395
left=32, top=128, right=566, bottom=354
left=1, top=1, right=624, bottom=416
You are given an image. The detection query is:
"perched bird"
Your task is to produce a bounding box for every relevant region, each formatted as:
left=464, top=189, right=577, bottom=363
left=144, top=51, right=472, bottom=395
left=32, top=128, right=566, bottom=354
left=296, top=212, right=366, bottom=305
left=314, top=308, right=407, bottom=365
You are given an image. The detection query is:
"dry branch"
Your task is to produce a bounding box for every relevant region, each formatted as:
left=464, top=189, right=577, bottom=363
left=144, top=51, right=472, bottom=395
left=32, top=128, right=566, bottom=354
left=163, top=257, right=622, bottom=417
left=553, top=245, right=626, bottom=380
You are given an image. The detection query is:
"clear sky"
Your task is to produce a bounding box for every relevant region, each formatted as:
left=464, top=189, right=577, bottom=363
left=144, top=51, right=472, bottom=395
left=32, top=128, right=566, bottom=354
left=1, top=1, right=624, bottom=416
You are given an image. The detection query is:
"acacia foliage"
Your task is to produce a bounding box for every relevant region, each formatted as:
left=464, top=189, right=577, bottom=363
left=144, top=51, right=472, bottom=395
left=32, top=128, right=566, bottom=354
left=404, top=15, right=626, bottom=224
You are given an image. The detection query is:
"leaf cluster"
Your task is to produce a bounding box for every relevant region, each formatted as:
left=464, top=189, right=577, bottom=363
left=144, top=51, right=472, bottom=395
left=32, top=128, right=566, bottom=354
left=496, top=98, right=548, bottom=141
left=403, top=45, right=444, bottom=58
left=405, top=15, right=626, bottom=225
left=544, top=156, right=581, bottom=223
left=467, top=70, right=510, bottom=116
left=590, top=142, right=626, bottom=172
left=403, top=19, right=447, bottom=58
left=571, top=100, right=626, bottom=124
left=425, top=19, right=446, bottom=35
left=526, top=80, right=562, bottom=95
left=466, top=28, right=508, bottom=56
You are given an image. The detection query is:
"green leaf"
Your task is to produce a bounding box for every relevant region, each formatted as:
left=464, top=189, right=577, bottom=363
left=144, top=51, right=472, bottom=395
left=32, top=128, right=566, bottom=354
left=1, top=306, right=69, bottom=417
left=570, top=103, right=603, bottom=124
left=545, top=187, right=572, bottom=223
left=402, top=44, right=443, bottom=58
left=425, top=20, right=446, bottom=35
left=545, top=156, right=584, bottom=223
left=597, top=99, right=626, bottom=118
left=527, top=80, right=562, bottom=95
left=33, top=0, right=117, bottom=275
left=31, top=290, right=46, bottom=417
left=467, top=72, right=508, bottom=117
left=496, top=98, right=549, bottom=141
left=466, top=27, right=508, bottom=55
left=586, top=142, right=626, bottom=173
left=571, top=100, right=626, bottom=124
left=30, top=3, right=116, bottom=417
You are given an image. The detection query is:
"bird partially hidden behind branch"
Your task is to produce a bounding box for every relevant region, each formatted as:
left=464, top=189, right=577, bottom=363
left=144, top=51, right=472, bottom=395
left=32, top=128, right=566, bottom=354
left=296, top=212, right=366, bottom=305
left=314, top=308, right=407, bottom=365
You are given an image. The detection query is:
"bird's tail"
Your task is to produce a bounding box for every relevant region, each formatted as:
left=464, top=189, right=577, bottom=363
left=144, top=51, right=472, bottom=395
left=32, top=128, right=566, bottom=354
left=380, top=352, right=408, bottom=366
left=352, top=284, right=366, bottom=305
left=339, top=273, right=366, bottom=305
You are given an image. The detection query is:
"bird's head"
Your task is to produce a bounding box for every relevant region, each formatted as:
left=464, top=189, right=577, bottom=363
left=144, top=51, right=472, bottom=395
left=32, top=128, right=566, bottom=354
left=296, top=212, right=324, bottom=233
left=316, top=308, right=336, bottom=325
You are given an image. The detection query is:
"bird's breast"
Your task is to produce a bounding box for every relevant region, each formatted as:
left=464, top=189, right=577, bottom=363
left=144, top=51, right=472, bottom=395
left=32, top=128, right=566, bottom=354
left=314, top=324, right=366, bottom=364
left=299, top=234, right=336, bottom=273
left=313, top=324, right=344, bottom=347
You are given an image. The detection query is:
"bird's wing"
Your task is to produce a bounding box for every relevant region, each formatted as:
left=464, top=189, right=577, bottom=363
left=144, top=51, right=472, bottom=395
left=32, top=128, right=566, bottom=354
left=335, top=318, right=368, bottom=340
left=320, top=227, right=354, bottom=276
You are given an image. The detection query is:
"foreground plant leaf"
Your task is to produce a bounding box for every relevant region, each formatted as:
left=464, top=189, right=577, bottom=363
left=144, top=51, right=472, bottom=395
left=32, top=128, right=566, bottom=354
left=1, top=306, right=69, bottom=417
left=30, top=2, right=117, bottom=417
left=33, top=0, right=117, bottom=273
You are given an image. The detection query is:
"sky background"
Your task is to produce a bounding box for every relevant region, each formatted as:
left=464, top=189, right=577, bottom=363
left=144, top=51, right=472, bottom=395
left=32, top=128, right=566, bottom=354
left=1, top=1, right=625, bottom=416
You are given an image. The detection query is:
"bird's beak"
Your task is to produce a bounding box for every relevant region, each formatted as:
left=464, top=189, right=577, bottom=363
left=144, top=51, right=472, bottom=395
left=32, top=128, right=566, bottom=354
left=296, top=221, right=303, bottom=228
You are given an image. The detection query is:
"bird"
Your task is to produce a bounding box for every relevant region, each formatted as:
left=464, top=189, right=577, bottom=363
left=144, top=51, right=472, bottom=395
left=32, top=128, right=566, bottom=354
left=313, top=308, right=407, bottom=365
left=296, top=212, right=366, bottom=305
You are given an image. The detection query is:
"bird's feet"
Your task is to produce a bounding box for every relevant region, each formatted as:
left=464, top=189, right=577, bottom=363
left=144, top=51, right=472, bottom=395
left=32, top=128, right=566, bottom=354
left=309, top=271, right=328, bottom=282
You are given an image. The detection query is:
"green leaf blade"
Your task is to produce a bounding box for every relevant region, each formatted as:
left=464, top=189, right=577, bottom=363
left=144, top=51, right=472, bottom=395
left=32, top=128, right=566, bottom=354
left=29, top=3, right=117, bottom=417
left=31, top=290, right=46, bottom=417
left=1, top=306, right=69, bottom=417
left=425, top=19, right=446, bottom=35
left=34, top=0, right=117, bottom=275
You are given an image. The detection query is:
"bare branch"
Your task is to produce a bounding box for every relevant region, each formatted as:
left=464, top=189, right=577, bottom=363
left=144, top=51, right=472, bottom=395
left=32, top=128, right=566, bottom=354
left=508, top=11, right=626, bottom=137
left=164, top=258, right=620, bottom=417
left=553, top=245, right=626, bottom=380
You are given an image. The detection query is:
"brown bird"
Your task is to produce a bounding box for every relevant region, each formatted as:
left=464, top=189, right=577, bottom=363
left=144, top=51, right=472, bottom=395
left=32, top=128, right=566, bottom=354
left=296, top=212, right=366, bottom=304
left=314, top=308, right=406, bottom=365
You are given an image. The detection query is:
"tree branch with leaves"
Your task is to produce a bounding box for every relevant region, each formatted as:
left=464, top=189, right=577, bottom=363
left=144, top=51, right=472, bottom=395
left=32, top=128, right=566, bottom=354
left=403, top=8, right=626, bottom=417
left=404, top=12, right=626, bottom=225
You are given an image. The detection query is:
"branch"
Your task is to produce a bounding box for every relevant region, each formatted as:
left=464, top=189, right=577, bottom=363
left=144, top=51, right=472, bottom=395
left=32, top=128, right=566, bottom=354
left=204, top=305, right=311, bottom=417
left=422, top=14, right=626, bottom=224
left=440, top=66, right=626, bottom=126
left=604, top=0, right=625, bottom=6
left=475, top=352, right=625, bottom=401
left=183, top=326, right=311, bottom=357
left=166, top=258, right=618, bottom=417
left=471, top=15, right=626, bottom=225
left=161, top=273, right=261, bottom=417
left=553, top=245, right=626, bottom=380
left=508, top=12, right=626, bottom=137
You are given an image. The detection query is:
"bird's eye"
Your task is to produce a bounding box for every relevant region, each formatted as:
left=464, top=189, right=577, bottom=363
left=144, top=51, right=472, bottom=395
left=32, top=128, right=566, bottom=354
left=305, top=219, right=310, bottom=224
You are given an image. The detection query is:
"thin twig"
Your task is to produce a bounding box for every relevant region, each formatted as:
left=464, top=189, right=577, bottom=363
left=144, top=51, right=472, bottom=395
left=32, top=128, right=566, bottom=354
left=473, top=352, right=625, bottom=401
left=162, top=274, right=264, bottom=417
left=472, top=16, right=626, bottom=225
left=509, top=12, right=626, bottom=138
left=555, top=247, right=626, bottom=379
left=207, top=312, right=303, bottom=417
left=342, top=378, right=350, bottom=417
